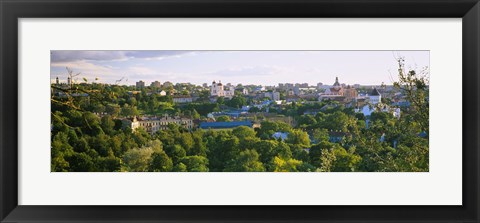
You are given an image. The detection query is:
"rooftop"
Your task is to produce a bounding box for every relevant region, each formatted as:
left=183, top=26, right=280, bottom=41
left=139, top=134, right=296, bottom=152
left=370, top=88, right=381, bottom=96
left=199, top=121, right=253, bottom=129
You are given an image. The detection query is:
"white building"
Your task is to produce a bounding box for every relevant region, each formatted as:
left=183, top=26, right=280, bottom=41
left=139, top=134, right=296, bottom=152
left=210, top=80, right=235, bottom=98
left=125, top=115, right=194, bottom=134
left=355, top=104, right=401, bottom=119
left=369, top=88, right=381, bottom=105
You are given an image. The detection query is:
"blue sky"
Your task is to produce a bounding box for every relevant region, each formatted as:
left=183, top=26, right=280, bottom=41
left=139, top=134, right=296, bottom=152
left=50, top=50, right=429, bottom=86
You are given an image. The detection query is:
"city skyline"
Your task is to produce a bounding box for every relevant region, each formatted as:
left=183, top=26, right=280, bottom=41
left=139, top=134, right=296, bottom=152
left=50, top=50, right=429, bottom=86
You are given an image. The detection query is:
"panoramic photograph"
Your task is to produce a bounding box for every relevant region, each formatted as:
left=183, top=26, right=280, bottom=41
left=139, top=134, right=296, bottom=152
left=50, top=50, right=429, bottom=172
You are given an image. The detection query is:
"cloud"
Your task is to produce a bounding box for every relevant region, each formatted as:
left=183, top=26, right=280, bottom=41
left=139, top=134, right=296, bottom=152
left=51, top=61, right=114, bottom=75
left=206, top=65, right=287, bottom=77
left=51, top=50, right=195, bottom=63
left=128, top=66, right=156, bottom=75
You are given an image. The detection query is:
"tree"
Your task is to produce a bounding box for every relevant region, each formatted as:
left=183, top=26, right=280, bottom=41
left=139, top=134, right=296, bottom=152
left=176, top=132, right=194, bottom=154
left=393, top=57, right=429, bottom=133
left=248, top=107, right=260, bottom=113
left=101, top=115, right=115, bottom=134
left=226, top=95, right=247, bottom=108
left=149, top=150, right=174, bottom=172
left=191, top=109, right=201, bottom=119
left=224, top=149, right=265, bottom=172
left=97, top=155, right=122, bottom=172
left=318, top=148, right=336, bottom=172
left=216, top=96, right=225, bottom=105
left=65, top=152, right=95, bottom=172
left=123, top=147, right=154, bottom=172
left=297, top=115, right=317, bottom=129
left=216, top=115, right=231, bottom=122
left=173, top=163, right=188, bottom=172
left=232, top=126, right=257, bottom=141
left=271, top=156, right=305, bottom=172
left=120, top=104, right=140, bottom=117
left=207, top=134, right=240, bottom=171
left=164, top=145, right=187, bottom=165
left=105, top=104, right=120, bottom=118
left=190, top=131, right=207, bottom=156
left=51, top=132, right=74, bottom=171
left=179, top=156, right=209, bottom=172
left=312, top=128, right=329, bottom=143
left=309, top=141, right=335, bottom=168
left=254, top=140, right=278, bottom=164
left=330, top=146, right=361, bottom=172
left=286, top=129, right=310, bottom=148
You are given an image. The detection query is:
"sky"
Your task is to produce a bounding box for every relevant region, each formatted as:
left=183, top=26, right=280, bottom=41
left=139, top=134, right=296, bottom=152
left=50, top=50, right=429, bottom=86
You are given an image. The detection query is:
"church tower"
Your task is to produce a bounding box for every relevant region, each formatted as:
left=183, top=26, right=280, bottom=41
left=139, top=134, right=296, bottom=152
left=210, top=80, right=217, bottom=95
left=333, top=76, right=341, bottom=91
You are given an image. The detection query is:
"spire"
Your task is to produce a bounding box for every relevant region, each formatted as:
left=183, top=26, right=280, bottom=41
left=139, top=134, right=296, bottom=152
left=333, top=76, right=340, bottom=86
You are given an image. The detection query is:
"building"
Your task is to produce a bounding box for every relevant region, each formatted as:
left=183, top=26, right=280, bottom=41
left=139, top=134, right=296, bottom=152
left=286, top=95, right=300, bottom=103
left=300, top=83, right=309, bottom=88
left=210, top=80, right=235, bottom=98
left=224, top=87, right=235, bottom=98
left=163, top=81, right=173, bottom=88
left=236, top=87, right=249, bottom=95
left=199, top=121, right=253, bottom=130
left=150, top=81, right=161, bottom=88
left=319, top=77, right=358, bottom=102
left=369, top=88, right=381, bottom=105
left=136, top=80, right=145, bottom=89
left=172, top=95, right=193, bottom=103
left=355, top=103, right=401, bottom=118
left=321, top=77, right=344, bottom=97
left=344, top=85, right=358, bottom=100
left=158, top=90, right=167, bottom=96
left=125, top=115, right=194, bottom=134
left=264, top=91, right=280, bottom=101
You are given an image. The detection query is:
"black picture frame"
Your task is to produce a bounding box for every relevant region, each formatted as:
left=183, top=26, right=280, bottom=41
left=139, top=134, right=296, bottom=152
left=1, top=0, right=479, bottom=222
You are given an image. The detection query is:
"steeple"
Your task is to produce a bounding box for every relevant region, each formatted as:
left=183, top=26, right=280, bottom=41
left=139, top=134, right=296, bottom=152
left=56, top=77, right=59, bottom=85
left=333, top=77, right=340, bottom=86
